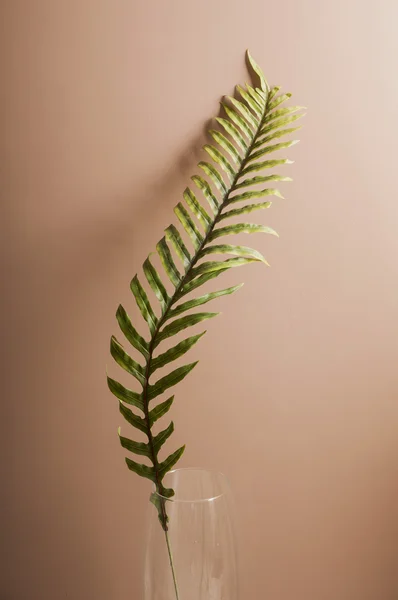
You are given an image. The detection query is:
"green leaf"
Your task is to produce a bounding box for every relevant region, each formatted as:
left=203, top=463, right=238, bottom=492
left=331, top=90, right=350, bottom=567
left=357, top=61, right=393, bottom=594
left=158, top=485, right=175, bottom=498
left=268, top=92, right=292, bottom=111
left=241, top=158, right=293, bottom=177
left=118, top=428, right=151, bottom=458
left=248, top=140, right=299, bottom=163
left=150, top=332, right=206, bottom=373
left=109, top=52, right=303, bottom=495
left=228, top=97, right=258, bottom=129
left=198, top=161, right=227, bottom=194
left=204, top=144, right=235, bottom=180
left=188, top=257, right=259, bottom=280
left=168, top=285, right=242, bottom=319
left=183, top=187, right=211, bottom=230
left=119, top=401, right=147, bottom=433
left=148, top=396, right=174, bottom=427
left=245, top=83, right=265, bottom=109
left=191, top=176, right=219, bottom=212
left=200, top=244, right=268, bottom=264
left=237, top=85, right=262, bottom=117
left=159, top=445, right=186, bottom=479
left=148, top=362, right=199, bottom=401
left=253, top=126, right=302, bottom=149
left=156, top=237, right=181, bottom=288
left=110, top=336, right=145, bottom=386
left=260, top=113, right=306, bottom=136
left=155, top=313, right=218, bottom=346
left=228, top=188, right=283, bottom=204
left=165, top=225, right=191, bottom=270
left=107, top=376, right=144, bottom=412
left=125, top=457, right=155, bottom=481
left=267, top=86, right=280, bottom=101
left=116, top=304, right=149, bottom=360
left=209, top=223, right=279, bottom=242
left=209, top=130, right=241, bottom=163
left=180, top=268, right=229, bottom=296
left=221, top=103, right=252, bottom=140
left=150, top=492, right=169, bottom=530
left=174, top=202, right=204, bottom=249
left=130, top=275, right=158, bottom=335
left=143, top=257, right=170, bottom=311
left=234, top=174, right=292, bottom=190
left=152, top=422, right=174, bottom=454
left=215, top=117, right=248, bottom=151
left=247, top=50, right=269, bottom=92
left=262, top=106, right=305, bottom=127
left=256, top=87, right=267, bottom=100
left=219, top=202, right=272, bottom=221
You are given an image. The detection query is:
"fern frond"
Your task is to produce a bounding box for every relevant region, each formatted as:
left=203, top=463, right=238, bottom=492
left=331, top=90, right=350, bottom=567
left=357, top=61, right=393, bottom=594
left=108, top=51, right=304, bottom=530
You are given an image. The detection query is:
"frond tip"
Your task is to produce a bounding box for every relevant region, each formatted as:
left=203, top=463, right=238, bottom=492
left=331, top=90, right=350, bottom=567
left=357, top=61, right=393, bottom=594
left=107, top=50, right=304, bottom=529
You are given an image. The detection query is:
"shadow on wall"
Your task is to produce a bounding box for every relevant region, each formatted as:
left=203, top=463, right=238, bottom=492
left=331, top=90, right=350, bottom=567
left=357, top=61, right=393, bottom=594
left=2, top=112, right=217, bottom=599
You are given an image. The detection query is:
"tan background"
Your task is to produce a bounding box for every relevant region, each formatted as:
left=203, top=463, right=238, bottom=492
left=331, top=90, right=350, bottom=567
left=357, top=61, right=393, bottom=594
left=1, top=1, right=398, bottom=599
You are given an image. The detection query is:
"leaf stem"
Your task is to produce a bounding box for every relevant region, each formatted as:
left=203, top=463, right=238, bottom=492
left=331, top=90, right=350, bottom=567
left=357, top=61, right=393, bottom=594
left=165, top=529, right=180, bottom=600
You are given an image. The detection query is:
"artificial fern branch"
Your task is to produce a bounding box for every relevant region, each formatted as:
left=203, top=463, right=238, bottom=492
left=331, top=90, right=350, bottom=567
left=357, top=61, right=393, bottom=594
left=108, top=51, right=305, bottom=534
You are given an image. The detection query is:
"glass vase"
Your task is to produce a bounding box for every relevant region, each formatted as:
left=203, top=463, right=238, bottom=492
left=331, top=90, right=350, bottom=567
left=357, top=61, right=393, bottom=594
left=144, top=468, right=238, bottom=600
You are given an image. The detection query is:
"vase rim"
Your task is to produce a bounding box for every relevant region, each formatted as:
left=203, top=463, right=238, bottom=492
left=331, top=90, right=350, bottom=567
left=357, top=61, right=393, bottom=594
left=153, top=467, right=231, bottom=504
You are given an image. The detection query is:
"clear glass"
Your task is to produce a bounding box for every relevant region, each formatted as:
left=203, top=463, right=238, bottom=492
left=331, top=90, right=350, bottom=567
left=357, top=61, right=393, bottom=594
left=144, top=468, right=238, bottom=600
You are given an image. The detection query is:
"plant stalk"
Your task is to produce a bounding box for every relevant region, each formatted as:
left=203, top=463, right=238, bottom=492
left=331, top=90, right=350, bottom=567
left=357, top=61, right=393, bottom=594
left=165, top=529, right=180, bottom=600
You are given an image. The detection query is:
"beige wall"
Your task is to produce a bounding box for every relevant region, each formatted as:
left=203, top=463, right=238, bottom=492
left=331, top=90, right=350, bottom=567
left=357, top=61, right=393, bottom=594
left=2, top=1, right=398, bottom=598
